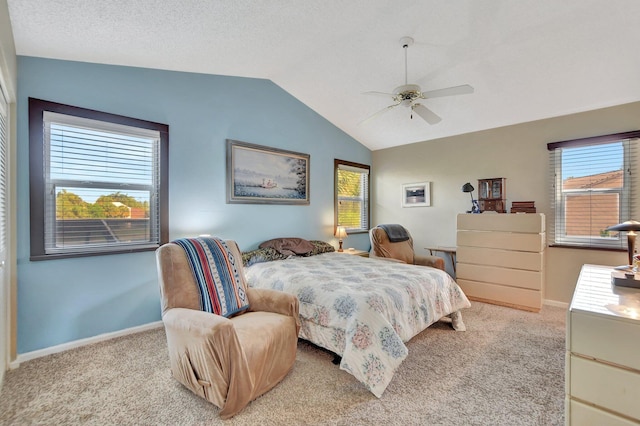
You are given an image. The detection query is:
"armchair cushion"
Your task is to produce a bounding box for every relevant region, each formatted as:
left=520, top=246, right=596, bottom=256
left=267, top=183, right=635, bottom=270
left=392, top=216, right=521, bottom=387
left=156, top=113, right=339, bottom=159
left=172, top=237, right=249, bottom=317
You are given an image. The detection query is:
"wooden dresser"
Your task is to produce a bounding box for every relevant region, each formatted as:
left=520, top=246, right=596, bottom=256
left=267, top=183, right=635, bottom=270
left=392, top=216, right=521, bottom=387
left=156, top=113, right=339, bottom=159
left=456, top=213, right=545, bottom=312
left=566, top=264, right=640, bottom=425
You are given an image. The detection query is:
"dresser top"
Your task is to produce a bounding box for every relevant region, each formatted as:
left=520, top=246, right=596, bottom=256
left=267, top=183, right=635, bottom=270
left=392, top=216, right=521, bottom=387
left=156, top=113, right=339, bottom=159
left=571, top=264, right=640, bottom=322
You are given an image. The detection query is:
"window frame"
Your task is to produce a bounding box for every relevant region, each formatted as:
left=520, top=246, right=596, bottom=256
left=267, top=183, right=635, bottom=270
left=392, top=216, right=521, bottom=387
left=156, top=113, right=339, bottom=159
left=0, top=85, right=7, bottom=263
left=548, top=130, right=640, bottom=251
left=29, top=98, right=169, bottom=260
left=334, top=159, right=370, bottom=234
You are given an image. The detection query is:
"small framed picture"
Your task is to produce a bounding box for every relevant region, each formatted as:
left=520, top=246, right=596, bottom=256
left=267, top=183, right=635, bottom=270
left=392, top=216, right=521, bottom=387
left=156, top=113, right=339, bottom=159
left=402, top=182, right=431, bottom=207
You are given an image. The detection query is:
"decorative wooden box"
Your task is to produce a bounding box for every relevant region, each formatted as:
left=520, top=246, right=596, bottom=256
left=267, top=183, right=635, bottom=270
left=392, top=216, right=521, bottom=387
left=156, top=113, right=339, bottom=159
left=478, top=178, right=506, bottom=213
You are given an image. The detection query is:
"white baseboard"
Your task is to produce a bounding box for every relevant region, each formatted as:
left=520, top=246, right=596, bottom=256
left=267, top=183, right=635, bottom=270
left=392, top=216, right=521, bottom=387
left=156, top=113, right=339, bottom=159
left=9, top=320, right=163, bottom=370
left=543, top=299, right=569, bottom=309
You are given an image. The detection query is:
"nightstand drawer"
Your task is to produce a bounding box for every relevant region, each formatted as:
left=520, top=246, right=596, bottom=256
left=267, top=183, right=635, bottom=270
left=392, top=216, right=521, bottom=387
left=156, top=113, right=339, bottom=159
left=570, top=311, right=640, bottom=371
left=569, top=355, right=640, bottom=421
left=569, top=399, right=638, bottom=426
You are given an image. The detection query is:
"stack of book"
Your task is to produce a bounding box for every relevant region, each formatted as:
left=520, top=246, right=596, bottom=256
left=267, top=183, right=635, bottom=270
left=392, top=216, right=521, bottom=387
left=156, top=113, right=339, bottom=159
left=510, top=201, right=536, bottom=213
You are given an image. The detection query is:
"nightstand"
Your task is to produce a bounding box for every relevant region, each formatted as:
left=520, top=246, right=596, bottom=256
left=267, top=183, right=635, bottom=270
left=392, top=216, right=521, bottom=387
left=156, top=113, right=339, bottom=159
left=566, top=264, right=640, bottom=424
left=337, top=249, right=369, bottom=257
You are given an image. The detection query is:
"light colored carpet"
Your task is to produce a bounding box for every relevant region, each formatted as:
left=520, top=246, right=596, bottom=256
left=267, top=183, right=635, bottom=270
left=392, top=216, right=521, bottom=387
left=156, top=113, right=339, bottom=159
left=0, top=301, right=566, bottom=425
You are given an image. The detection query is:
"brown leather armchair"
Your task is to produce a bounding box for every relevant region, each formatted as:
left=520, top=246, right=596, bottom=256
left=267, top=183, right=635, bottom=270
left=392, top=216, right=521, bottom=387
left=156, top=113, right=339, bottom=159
left=156, top=240, right=300, bottom=419
left=369, top=225, right=445, bottom=271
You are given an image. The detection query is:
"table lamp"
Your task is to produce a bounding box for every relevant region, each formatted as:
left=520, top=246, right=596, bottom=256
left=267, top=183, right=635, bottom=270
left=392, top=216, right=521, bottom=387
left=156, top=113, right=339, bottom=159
left=606, top=220, right=640, bottom=267
left=335, top=226, right=347, bottom=252
left=462, top=183, right=480, bottom=213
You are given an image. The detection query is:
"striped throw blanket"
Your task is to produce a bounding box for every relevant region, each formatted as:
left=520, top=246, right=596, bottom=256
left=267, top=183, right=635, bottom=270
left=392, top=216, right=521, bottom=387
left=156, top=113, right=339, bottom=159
left=173, top=237, right=249, bottom=317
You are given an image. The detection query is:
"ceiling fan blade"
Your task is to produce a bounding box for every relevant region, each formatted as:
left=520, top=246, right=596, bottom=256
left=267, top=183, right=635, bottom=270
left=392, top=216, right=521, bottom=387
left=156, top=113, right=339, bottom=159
left=362, top=91, right=395, bottom=98
left=421, top=84, right=474, bottom=99
left=412, top=103, right=442, bottom=125
left=359, top=103, right=400, bottom=125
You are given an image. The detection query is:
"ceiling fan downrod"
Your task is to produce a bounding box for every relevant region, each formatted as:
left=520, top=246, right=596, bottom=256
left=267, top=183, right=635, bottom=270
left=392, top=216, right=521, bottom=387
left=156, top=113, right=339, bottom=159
left=400, top=36, right=414, bottom=86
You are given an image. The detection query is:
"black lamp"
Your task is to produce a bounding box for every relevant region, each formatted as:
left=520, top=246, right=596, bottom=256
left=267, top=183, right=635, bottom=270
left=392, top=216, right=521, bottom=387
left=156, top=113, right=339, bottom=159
left=462, top=183, right=480, bottom=213
left=606, top=220, right=640, bottom=267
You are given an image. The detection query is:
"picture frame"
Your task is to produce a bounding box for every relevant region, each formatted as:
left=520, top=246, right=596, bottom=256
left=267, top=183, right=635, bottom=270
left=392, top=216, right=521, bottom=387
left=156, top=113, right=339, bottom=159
left=226, top=139, right=310, bottom=205
left=401, top=181, right=431, bottom=207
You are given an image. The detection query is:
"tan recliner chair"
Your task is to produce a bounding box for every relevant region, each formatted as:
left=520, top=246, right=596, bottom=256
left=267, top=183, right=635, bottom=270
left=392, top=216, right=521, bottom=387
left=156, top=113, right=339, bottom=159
left=369, top=224, right=445, bottom=271
left=156, top=240, right=300, bottom=419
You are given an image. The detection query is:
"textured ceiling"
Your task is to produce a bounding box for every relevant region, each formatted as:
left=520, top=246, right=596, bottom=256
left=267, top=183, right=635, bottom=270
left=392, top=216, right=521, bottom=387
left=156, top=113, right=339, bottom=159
left=7, top=0, right=640, bottom=150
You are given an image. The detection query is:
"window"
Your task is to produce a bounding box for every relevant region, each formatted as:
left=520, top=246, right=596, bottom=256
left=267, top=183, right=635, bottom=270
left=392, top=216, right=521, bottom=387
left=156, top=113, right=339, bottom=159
left=335, top=159, right=370, bottom=233
left=548, top=131, right=640, bottom=250
left=29, top=98, right=169, bottom=260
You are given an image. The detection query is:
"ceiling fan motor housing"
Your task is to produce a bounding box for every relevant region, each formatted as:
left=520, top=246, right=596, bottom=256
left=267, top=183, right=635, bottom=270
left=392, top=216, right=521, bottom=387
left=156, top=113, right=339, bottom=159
left=393, top=84, right=422, bottom=106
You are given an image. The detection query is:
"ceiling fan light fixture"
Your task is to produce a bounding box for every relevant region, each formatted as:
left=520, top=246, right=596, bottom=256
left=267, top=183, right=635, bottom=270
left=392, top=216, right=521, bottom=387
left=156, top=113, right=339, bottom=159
left=393, top=84, right=421, bottom=107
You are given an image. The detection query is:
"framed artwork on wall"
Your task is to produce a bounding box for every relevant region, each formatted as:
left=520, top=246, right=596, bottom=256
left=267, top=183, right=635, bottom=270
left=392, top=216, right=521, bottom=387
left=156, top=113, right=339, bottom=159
left=226, top=139, right=310, bottom=205
left=401, top=181, right=431, bottom=207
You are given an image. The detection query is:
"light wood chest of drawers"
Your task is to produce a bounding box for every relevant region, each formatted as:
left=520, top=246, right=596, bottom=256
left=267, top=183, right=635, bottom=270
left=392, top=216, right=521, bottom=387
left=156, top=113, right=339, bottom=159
left=566, top=264, right=640, bottom=425
left=456, top=213, right=545, bottom=311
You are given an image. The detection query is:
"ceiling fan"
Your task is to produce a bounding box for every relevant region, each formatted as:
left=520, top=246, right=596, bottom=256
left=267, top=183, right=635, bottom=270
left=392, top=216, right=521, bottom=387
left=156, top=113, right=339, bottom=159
left=361, top=36, right=474, bottom=125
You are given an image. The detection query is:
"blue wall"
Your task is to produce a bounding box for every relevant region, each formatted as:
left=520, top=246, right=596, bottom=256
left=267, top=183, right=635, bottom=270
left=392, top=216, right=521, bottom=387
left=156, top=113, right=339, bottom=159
left=16, top=56, right=371, bottom=354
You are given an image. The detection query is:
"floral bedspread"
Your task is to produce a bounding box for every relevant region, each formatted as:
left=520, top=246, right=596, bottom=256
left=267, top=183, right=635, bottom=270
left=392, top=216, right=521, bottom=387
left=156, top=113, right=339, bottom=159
left=244, top=252, right=471, bottom=397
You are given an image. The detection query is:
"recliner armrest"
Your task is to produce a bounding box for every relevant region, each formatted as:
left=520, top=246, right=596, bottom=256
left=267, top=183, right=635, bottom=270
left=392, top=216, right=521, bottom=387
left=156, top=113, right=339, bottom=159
left=247, top=287, right=300, bottom=327
left=247, top=287, right=298, bottom=317
left=163, top=307, right=233, bottom=336
left=414, top=254, right=445, bottom=271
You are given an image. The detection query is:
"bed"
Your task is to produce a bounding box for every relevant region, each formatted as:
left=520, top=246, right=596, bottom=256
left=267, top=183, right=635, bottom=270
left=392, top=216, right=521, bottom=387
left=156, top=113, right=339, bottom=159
left=243, top=248, right=471, bottom=397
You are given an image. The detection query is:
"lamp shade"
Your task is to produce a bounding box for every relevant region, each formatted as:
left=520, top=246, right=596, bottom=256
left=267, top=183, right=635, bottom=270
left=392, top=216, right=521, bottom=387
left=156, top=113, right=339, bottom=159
left=462, top=183, right=474, bottom=193
left=606, top=220, right=640, bottom=266
left=606, top=220, right=640, bottom=232
left=335, top=226, right=347, bottom=239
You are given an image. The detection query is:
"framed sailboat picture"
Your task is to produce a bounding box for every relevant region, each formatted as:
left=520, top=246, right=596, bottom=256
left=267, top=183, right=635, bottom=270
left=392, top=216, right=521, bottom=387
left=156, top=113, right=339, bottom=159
left=401, top=181, right=431, bottom=207
left=226, top=139, right=310, bottom=205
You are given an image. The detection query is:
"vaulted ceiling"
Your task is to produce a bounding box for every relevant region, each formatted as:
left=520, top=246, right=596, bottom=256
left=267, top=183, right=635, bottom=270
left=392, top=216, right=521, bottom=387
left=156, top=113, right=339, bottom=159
left=7, top=1, right=640, bottom=150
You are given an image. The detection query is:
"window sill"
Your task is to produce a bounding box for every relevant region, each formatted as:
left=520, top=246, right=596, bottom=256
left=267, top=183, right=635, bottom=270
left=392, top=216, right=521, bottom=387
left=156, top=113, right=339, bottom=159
left=30, top=245, right=159, bottom=261
left=549, top=244, right=626, bottom=252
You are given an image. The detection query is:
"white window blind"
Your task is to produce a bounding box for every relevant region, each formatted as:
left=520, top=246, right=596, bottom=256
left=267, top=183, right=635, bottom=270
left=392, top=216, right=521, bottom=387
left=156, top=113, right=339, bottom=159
left=43, top=111, right=161, bottom=255
left=336, top=160, right=370, bottom=232
left=548, top=132, right=640, bottom=250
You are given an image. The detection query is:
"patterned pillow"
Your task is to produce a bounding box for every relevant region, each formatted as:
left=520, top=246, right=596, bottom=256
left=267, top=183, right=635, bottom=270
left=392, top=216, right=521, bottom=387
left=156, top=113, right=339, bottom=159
left=305, top=240, right=336, bottom=256
left=242, top=247, right=289, bottom=267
